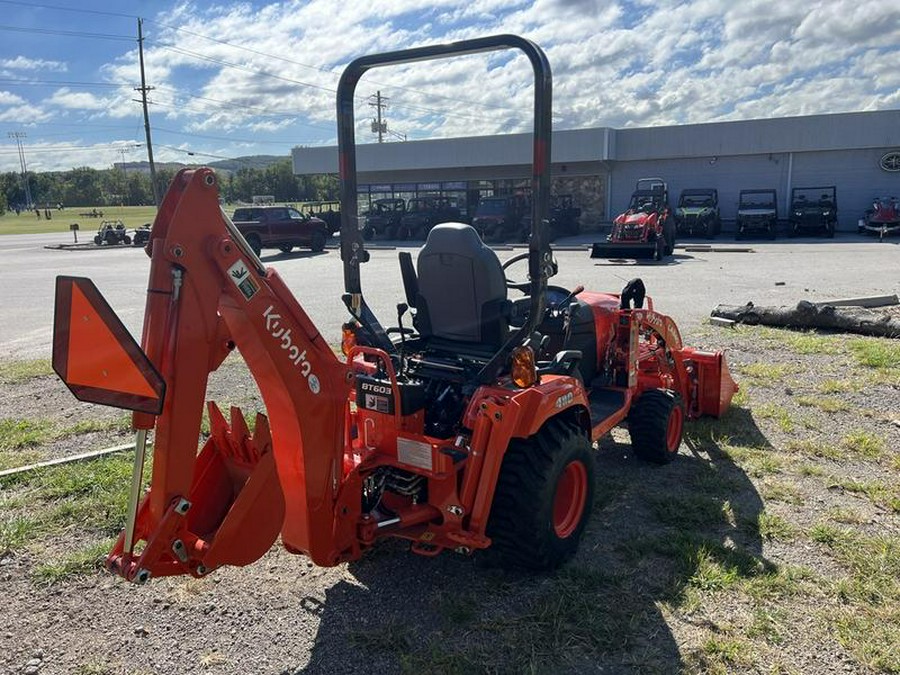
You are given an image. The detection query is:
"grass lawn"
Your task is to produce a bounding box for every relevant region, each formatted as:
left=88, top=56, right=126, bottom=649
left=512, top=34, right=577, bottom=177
left=0, top=205, right=159, bottom=236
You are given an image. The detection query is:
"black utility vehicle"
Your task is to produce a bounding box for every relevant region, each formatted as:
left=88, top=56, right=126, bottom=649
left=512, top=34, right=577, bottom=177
left=789, top=187, right=837, bottom=238
left=397, top=196, right=462, bottom=240
left=362, top=198, right=406, bottom=240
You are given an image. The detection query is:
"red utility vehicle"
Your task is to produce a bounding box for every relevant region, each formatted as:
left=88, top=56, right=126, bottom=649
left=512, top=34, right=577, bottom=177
left=51, top=35, right=736, bottom=582
left=592, top=178, right=675, bottom=260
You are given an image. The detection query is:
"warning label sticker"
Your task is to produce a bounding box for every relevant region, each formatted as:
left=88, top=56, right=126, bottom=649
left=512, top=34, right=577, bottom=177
left=227, top=259, right=259, bottom=301
left=365, top=393, right=391, bottom=413
left=397, top=437, right=433, bottom=471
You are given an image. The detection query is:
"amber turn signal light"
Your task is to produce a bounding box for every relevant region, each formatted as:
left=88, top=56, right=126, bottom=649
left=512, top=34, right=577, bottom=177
left=510, top=345, right=537, bottom=388
left=341, top=322, right=358, bottom=356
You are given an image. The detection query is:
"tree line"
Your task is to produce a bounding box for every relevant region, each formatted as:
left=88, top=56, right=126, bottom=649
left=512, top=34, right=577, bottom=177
left=0, top=159, right=339, bottom=214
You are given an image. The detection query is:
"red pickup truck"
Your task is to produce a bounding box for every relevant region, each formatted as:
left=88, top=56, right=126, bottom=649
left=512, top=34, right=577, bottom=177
left=231, top=205, right=329, bottom=255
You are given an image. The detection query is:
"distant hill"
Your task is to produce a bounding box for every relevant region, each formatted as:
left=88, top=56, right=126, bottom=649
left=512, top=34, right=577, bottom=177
left=117, top=155, right=287, bottom=173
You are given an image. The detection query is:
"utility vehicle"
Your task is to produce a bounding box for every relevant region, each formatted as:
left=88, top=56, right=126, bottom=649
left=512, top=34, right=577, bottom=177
left=674, top=189, right=720, bottom=238
left=52, top=35, right=736, bottom=583
left=472, top=194, right=529, bottom=242
left=397, top=196, right=462, bottom=240
left=788, top=187, right=837, bottom=238
left=735, top=189, right=778, bottom=240
left=362, top=198, right=406, bottom=240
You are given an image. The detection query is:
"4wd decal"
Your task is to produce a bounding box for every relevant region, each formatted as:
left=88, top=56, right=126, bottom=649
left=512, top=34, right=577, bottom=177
left=263, top=305, right=319, bottom=394
left=555, top=392, right=574, bottom=409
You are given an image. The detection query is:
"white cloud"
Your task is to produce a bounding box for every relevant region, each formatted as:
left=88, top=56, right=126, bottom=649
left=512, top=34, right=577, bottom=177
left=0, top=56, right=68, bottom=72
left=48, top=88, right=109, bottom=111
left=6, top=0, right=900, bottom=170
left=0, top=91, right=26, bottom=106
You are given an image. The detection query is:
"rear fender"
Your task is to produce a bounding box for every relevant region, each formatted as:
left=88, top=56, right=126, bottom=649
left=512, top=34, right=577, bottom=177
left=459, top=376, right=590, bottom=537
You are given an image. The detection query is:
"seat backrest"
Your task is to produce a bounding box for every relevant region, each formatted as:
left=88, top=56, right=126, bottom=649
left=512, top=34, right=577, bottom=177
left=416, top=223, right=508, bottom=347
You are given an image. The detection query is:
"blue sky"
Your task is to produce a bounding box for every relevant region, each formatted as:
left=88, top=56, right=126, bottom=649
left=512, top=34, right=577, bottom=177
left=1, top=0, right=899, bottom=172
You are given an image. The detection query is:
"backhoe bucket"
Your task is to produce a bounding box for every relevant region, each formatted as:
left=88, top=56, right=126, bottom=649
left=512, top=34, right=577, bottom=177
left=591, top=241, right=658, bottom=260
left=108, top=403, right=285, bottom=581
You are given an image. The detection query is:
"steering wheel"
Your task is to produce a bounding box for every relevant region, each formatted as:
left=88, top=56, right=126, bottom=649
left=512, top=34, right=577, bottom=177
left=501, top=252, right=572, bottom=309
left=501, top=251, right=531, bottom=292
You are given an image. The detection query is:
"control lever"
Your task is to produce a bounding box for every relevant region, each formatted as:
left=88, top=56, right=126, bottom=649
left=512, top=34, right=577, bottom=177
left=558, top=284, right=584, bottom=310
left=396, top=303, right=409, bottom=373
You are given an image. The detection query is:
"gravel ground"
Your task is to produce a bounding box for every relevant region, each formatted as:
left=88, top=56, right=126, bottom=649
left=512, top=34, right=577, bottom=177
left=1, top=320, right=898, bottom=674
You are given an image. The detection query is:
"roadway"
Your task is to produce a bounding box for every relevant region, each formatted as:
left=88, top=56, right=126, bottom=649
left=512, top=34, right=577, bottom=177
left=1, top=231, right=897, bottom=360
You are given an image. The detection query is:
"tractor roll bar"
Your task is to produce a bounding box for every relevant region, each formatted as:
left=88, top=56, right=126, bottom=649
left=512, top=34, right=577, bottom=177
left=337, top=34, right=553, bottom=377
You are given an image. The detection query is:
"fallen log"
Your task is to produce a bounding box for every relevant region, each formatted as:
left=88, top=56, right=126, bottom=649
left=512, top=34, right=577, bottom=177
left=711, top=300, right=900, bottom=338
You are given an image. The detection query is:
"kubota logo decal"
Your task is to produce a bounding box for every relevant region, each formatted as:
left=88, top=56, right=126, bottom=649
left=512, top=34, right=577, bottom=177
left=263, top=305, right=320, bottom=394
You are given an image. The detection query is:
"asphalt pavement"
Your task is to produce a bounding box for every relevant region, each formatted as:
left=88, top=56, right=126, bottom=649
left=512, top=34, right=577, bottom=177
left=1, top=230, right=897, bottom=360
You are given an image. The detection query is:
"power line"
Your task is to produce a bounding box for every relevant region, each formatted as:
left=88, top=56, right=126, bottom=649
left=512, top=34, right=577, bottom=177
left=0, top=24, right=134, bottom=40
left=153, top=126, right=308, bottom=147
left=0, top=0, right=136, bottom=19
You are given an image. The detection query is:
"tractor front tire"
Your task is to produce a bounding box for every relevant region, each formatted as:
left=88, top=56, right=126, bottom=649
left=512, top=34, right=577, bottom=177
left=485, top=418, right=595, bottom=571
left=627, top=389, right=685, bottom=464
left=663, top=217, right=676, bottom=255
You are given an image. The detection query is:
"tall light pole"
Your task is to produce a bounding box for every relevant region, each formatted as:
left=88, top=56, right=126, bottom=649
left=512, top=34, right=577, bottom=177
left=8, top=131, right=33, bottom=207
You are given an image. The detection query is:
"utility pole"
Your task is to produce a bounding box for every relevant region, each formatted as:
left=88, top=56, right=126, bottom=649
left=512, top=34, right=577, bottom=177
left=136, top=18, right=160, bottom=206
left=7, top=131, right=33, bottom=207
left=369, top=91, right=388, bottom=143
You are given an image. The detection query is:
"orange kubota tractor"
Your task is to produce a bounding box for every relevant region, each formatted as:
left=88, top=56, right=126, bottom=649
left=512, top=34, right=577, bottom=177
left=51, top=35, right=737, bottom=582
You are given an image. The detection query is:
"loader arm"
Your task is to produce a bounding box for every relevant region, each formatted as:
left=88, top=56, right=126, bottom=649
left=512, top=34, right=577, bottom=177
left=55, top=169, right=353, bottom=581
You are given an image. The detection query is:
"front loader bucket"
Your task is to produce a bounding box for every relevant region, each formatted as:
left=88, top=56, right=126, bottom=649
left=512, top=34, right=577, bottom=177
left=682, top=348, right=739, bottom=418
left=591, top=241, right=657, bottom=260
left=107, top=404, right=285, bottom=582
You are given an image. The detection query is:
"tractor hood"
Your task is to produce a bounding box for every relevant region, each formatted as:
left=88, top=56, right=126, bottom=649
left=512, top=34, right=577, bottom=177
left=615, top=211, right=654, bottom=227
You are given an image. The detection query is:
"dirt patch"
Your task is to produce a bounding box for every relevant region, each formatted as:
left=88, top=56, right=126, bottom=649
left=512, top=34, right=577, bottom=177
left=1, top=326, right=898, bottom=674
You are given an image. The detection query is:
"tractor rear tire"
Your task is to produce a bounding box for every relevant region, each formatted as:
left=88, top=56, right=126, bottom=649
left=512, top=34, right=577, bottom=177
left=627, top=389, right=684, bottom=464
left=485, top=418, right=595, bottom=571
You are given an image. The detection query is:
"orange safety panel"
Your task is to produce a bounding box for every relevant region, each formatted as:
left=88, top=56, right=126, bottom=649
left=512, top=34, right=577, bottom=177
left=53, top=276, right=165, bottom=414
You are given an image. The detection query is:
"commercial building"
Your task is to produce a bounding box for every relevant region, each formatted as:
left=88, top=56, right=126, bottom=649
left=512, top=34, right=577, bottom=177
left=292, top=109, right=900, bottom=231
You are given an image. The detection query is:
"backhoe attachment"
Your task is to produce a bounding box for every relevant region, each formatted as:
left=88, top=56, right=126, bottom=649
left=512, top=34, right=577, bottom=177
left=53, top=168, right=354, bottom=581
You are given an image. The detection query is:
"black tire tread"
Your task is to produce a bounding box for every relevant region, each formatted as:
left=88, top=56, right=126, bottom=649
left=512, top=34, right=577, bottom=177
left=485, top=418, right=595, bottom=571
left=627, top=389, right=684, bottom=464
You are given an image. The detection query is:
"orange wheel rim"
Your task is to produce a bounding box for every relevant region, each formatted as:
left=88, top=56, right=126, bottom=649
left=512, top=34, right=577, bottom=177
left=553, top=461, right=588, bottom=538
left=666, top=405, right=684, bottom=452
